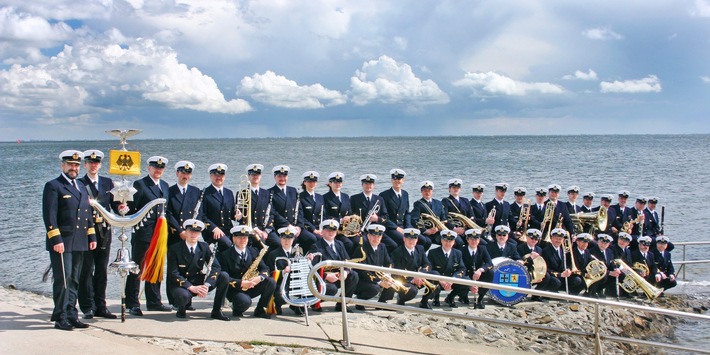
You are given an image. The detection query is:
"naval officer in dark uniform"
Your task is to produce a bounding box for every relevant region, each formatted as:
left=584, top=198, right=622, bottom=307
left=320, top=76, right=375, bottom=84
left=78, top=149, right=119, bottom=320
left=442, top=178, right=473, bottom=240
left=43, top=150, right=97, bottom=330
left=380, top=169, right=413, bottom=250
left=299, top=171, right=324, bottom=239
left=167, top=219, right=230, bottom=320
left=237, top=164, right=273, bottom=245
left=411, top=180, right=450, bottom=249
left=267, top=165, right=316, bottom=253
left=351, top=174, right=398, bottom=252
left=322, top=172, right=356, bottom=255
left=201, top=163, right=238, bottom=252
left=166, top=161, right=202, bottom=247
left=126, top=155, right=171, bottom=315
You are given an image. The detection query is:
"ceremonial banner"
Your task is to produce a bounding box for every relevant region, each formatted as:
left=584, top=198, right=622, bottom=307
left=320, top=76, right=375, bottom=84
left=109, top=150, right=140, bottom=176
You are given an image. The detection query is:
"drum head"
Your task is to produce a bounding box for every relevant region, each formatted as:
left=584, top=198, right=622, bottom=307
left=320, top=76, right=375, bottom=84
left=489, top=259, right=531, bottom=306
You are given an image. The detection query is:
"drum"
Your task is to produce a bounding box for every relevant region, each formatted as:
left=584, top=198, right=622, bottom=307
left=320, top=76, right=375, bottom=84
left=489, top=257, right=532, bottom=306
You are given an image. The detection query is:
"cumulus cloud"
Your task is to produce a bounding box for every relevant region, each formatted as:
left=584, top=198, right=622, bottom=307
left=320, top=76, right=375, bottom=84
left=701, top=76, right=710, bottom=83
left=582, top=26, right=623, bottom=40
left=562, top=69, right=598, bottom=81
left=349, top=55, right=449, bottom=106
left=600, top=75, right=661, bottom=93
left=690, top=0, right=710, bottom=17
left=0, top=0, right=113, bottom=20
left=453, top=71, right=564, bottom=96
left=0, top=33, right=252, bottom=121
left=238, top=71, right=347, bottom=109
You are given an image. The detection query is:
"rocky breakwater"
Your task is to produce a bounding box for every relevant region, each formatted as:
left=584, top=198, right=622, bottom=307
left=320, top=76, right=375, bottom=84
left=319, top=294, right=708, bottom=355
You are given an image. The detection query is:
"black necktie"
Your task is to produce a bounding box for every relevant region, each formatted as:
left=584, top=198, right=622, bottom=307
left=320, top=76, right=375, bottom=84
left=182, top=187, right=186, bottom=195
left=653, top=211, right=659, bottom=223
left=190, top=246, right=194, bottom=256
left=366, top=196, right=371, bottom=205
left=218, top=189, right=223, bottom=196
left=71, top=180, right=78, bottom=190
left=331, top=244, right=338, bottom=257
left=286, top=251, right=290, bottom=259
left=559, top=248, right=564, bottom=261
left=500, top=247, right=504, bottom=254
left=444, top=252, right=449, bottom=259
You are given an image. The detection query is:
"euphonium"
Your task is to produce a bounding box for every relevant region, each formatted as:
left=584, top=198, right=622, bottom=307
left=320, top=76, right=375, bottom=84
left=571, top=205, right=608, bottom=235
left=236, top=175, right=252, bottom=228
left=375, top=271, right=406, bottom=292
left=418, top=213, right=449, bottom=231
left=448, top=212, right=483, bottom=230
left=584, top=255, right=608, bottom=288
left=613, top=259, right=663, bottom=300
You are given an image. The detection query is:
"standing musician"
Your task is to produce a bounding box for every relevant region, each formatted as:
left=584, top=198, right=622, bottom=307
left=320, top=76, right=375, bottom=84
left=517, top=228, right=561, bottom=300
left=541, top=228, right=584, bottom=295
left=442, top=179, right=472, bottom=240
left=469, top=183, right=488, bottom=228
left=237, top=164, right=272, bottom=245
left=623, top=197, right=648, bottom=250
left=411, top=180, right=453, bottom=249
left=355, top=224, right=414, bottom=310
left=267, top=165, right=316, bottom=253
left=610, top=190, right=632, bottom=237
left=645, top=197, right=662, bottom=239
left=460, top=229, right=493, bottom=309
left=126, top=156, right=171, bottom=315
left=427, top=230, right=468, bottom=307
left=591, top=234, right=621, bottom=298
left=167, top=219, right=230, bottom=321
left=528, top=188, right=547, bottom=231
left=379, top=169, right=414, bottom=250
left=351, top=174, right=398, bottom=252
left=266, top=225, right=304, bottom=315
left=487, top=225, right=522, bottom=261
left=653, top=236, right=677, bottom=291
left=571, top=233, right=594, bottom=296
left=201, top=163, right=238, bottom=252
left=599, top=195, right=618, bottom=238
left=43, top=150, right=97, bottom=330
left=484, top=183, right=516, bottom=234
left=544, top=184, right=575, bottom=234
left=78, top=150, right=119, bottom=320
left=580, top=192, right=596, bottom=213
left=565, top=186, right=582, bottom=214
left=299, top=171, right=324, bottom=239
left=307, top=219, right=359, bottom=312
left=509, top=187, right=528, bottom=244
left=632, top=235, right=660, bottom=286
left=390, top=228, right=437, bottom=309
left=322, top=172, right=356, bottom=255
left=166, top=161, right=201, bottom=247
left=218, top=225, right=276, bottom=319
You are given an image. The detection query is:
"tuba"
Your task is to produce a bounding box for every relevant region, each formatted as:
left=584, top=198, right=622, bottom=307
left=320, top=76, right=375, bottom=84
left=584, top=255, right=608, bottom=288
left=571, top=206, right=608, bottom=235
left=236, top=175, right=252, bottom=228
left=614, top=259, right=663, bottom=300
left=448, top=212, right=483, bottom=230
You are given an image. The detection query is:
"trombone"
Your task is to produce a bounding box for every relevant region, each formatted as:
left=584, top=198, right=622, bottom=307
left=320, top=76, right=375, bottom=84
left=541, top=200, right=556, bottom=243
left=236, top=174, right=252, bottom=228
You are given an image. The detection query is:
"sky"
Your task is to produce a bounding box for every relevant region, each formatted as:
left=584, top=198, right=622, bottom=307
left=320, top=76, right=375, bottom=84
left=1, top=0, right=710, bottom=141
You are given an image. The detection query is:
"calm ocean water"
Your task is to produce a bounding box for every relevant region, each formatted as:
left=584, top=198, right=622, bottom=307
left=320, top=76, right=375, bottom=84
left=1, top=134, right=708, bottom=346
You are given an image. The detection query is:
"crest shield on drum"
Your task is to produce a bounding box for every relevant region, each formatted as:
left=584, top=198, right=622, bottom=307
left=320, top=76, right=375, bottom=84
left=489, top=258, right=532, bottom=306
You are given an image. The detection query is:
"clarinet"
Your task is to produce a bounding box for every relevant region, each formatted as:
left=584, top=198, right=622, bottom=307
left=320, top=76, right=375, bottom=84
left=193, top=188, right=205, bottom=219
left=200, top=243, right=217, bottom=284
left=660, top=206, right=665, bottom=235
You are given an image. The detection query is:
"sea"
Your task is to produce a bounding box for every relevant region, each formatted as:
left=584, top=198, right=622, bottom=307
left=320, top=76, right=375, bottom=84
left=1, top=134, right=709, bottom=348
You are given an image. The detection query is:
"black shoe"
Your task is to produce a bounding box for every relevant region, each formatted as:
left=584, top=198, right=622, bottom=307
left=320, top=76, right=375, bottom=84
left=530, top=295, right=542, bottom=302
left=253, top=309, right=272, bottom=319
left=419, top=301, right=432, bottom=310
left=186, top=305, right=196, bottom=311
left=176, top=307, right=187, bottom=319
left=129, top=307, right=143, bottom=316
left=210, top=310, right=230, bottom=321
left=68, top=318, right=89, bottom=329
left=289, top=305, right=304, bottom=316
left=275, top=307, right=283, bottom=315
left=232, top=311, right=244, bottom=317
left=476, top=301, right=485, bottom=310
left=334, top=304, right=353, bottom=313
left=355, top=305, right=366, bottom=311
left=95, top=308, right=117, bottom=319
left=432, top=299, right=441, bottom=307
left=54, top=320, right=74, bottom=331
left=147, top=304, right=172, bottom=312
left=83, top=310, right=94, bottom=319
left=444, top=295, right=457, bottom=308
left=459, top=296, right=470, bottom=305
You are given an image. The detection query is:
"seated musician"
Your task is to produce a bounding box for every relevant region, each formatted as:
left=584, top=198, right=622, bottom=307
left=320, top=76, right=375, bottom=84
left=591, top=234, right=622, bottom=298
left=460, top=228, right=493, bottom=309
left=541, top=228, right=584, bottom=295
left=355, top=224, right=413, bottom=310
left=517, top=228, right=561, bottom=301
left=572, top=233, right=594, bottom=296
left=167, top=219, right=230, bottom=320
left=308, top=219, right=359, bottom=312
left=266, top=225, right=304, bottom=316
left=388, top=228, right=437, bottom=309
left=218, top=225, right=276, bottom=319
left=632, top=235, right=660, bottom=286
left=428, top=230, right=468, bottom=308
left=611, top=232, right=634, bottom=298
left=487, top=225, right=522, bottom=261
left=654, top=236, right=677, bottom=291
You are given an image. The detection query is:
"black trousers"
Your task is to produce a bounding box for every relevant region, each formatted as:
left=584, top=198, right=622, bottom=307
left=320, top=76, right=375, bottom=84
left=78, top=244, right=111, bottom=312
left=461, top=271, right=494, bottom=302
left=170, top=272, right=229, bottom=311
left=323, top=270, right=359, bottom=298
left=535, top=272, right=562, bottom=293
left=554, top=274, right=584, bottom=295
left=50, top=250, right=84, bottom=321
left=125, top=240, right=162, bottom=309
left=226, top=277, right=276, bottom=314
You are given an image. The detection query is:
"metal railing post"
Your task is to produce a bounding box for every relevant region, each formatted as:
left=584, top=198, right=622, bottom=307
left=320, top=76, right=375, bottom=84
left=682, top=244, right=686, bottom=281
left=594, top=303, right=603, bottom=355
left=340, top=265, right=352, bottom=351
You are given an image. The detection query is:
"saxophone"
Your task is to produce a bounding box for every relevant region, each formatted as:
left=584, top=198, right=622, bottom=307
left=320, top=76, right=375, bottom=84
left=240, top=235, right=269, bottom=291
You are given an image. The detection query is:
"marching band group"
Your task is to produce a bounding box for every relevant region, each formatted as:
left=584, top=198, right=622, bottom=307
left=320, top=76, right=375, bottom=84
left=43, top=149, right=677, bottom=330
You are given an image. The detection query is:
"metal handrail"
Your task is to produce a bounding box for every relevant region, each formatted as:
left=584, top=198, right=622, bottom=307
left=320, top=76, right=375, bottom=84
left=308, top=260, right=710, bottom=354
left=674, top=241, right=710, bottom=280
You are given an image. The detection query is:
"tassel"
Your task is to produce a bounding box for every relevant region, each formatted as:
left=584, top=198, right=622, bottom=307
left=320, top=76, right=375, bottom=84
left=140, top=216, right=169, bottom=283
left=266, top=269, right=281, bottom=315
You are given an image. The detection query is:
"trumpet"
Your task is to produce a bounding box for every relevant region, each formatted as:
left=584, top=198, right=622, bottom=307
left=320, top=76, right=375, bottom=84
left=375, top=271, right=406, bottom=292
left=621, top=210, right=644, bottom=235
left=361, top=200, right=380, bottom=233
left=236, top=175, right=252, bottom=228
left=420, top=278, right=437, bottom=295
left=482, top=206, right=496, bottom=242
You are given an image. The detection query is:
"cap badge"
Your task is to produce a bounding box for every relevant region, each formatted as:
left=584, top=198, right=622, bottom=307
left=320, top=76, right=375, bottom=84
left=72, top=152, right=79, bottom=160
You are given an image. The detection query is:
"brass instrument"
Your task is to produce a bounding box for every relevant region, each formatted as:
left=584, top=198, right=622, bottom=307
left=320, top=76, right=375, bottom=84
left=621, top=210, right=643, bottom=235
left=241, top=234, right=269, bottom=291
left=614, top=259, right=663, bottom=300
left=418, top=213, right=449, bottom=231
left=515, top=199, right=530, bottom=243
left=482, top=206, right=496, bottom=242
left=541, top=200, right=556, bottom=243
left=236, top=175, right=252, bottom=228
left=584, top=255, right=608, bottom=288
left=448, top=212, right=483, bottom=230
left=340, top=215, right=363, bottom=237
left=375, top=271, right=406, bottom=292
left=563, top=231, right=581, bottom=275
left=523, top=253, right=548, bottom=284
left=360, top=200, right=381, bottom=233
left=570, top=205, right=608, bottom=235
left=420, top=278, right=437, bottom=295
left=632, top=262, right=650, bottom=278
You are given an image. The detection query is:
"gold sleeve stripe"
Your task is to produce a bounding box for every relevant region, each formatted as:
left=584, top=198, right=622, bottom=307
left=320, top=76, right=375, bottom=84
left=87, top=227, right=96, bottom=235
left=47, top=229, right=61, bottom=238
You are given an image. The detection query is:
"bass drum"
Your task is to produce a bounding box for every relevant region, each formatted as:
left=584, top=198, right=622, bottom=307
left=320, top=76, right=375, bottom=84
left=489, top=257, right=532, bottom=306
